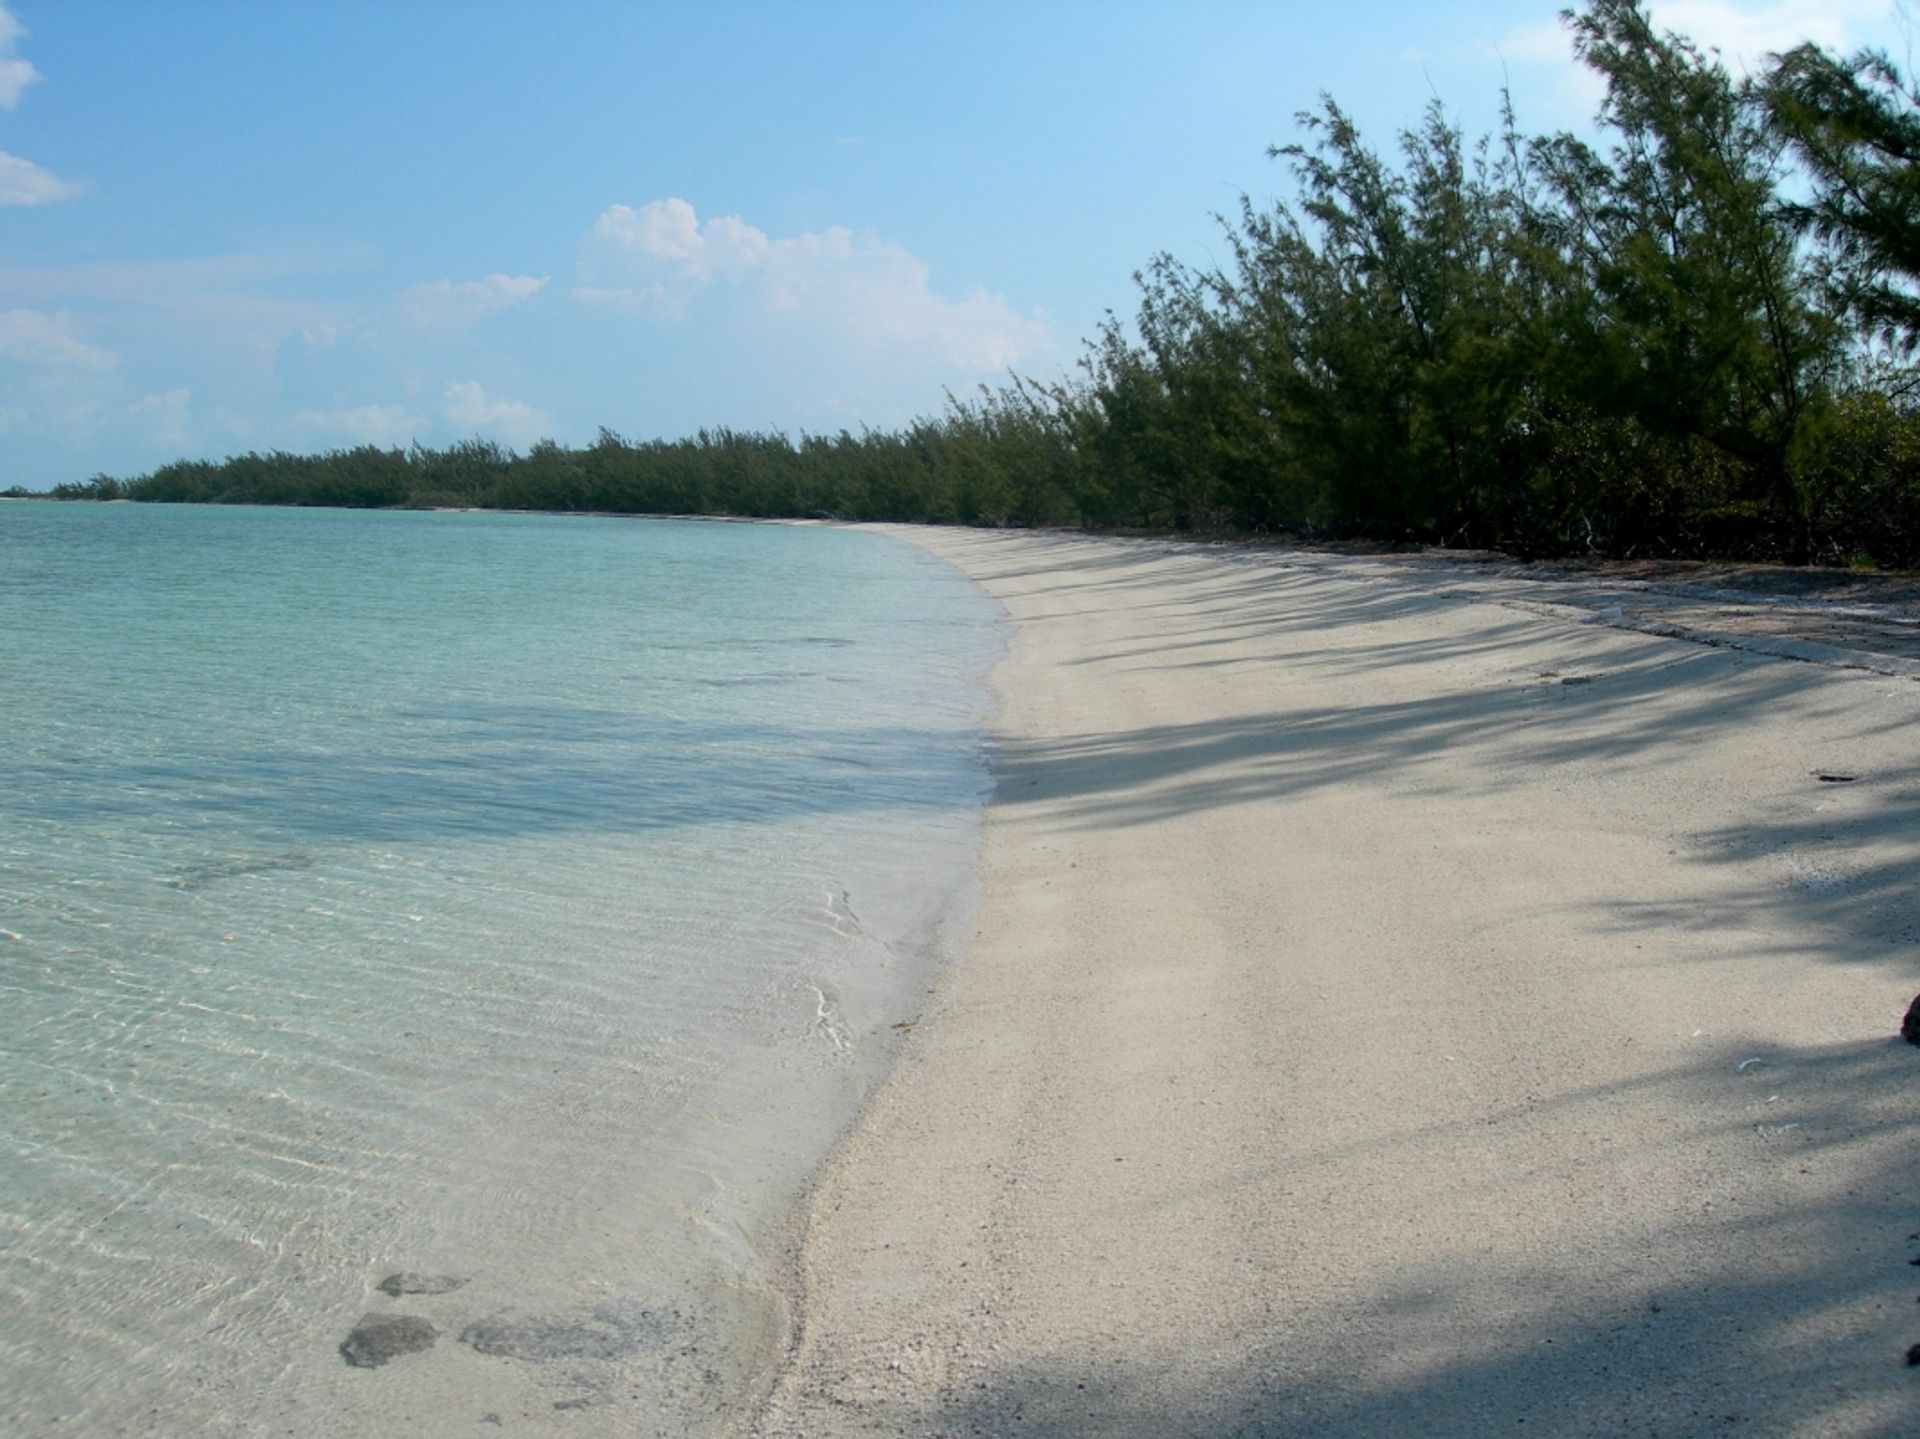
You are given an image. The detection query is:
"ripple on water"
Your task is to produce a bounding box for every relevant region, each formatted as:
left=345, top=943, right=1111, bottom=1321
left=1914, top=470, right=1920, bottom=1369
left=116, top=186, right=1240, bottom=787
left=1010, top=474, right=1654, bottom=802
left=0, top=505, right=1002, bottom=1437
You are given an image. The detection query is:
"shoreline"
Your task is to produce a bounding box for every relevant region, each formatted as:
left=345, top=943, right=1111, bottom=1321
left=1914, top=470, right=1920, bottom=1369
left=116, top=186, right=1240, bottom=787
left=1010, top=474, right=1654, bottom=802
left=752, top=526, right=1920, bottom=1437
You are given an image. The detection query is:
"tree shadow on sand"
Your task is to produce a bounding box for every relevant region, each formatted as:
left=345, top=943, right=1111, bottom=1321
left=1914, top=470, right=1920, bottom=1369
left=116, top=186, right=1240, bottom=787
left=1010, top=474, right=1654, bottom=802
left=970, top=537, right=1920, bottom=979
left=842, top=1037, right=1919, bottom=1438
left=771, top=535, right=1920, bottom=1436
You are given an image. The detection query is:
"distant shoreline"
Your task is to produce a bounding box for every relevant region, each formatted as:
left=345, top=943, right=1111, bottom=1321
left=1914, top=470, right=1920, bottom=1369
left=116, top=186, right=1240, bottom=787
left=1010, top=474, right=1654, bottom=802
left=12, top=492, right=1920, bottom=639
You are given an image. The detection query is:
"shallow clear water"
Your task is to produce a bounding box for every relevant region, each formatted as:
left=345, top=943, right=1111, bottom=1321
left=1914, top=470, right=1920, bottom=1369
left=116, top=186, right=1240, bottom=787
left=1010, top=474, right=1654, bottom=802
left=0, top=503, right=1002, bottom=1435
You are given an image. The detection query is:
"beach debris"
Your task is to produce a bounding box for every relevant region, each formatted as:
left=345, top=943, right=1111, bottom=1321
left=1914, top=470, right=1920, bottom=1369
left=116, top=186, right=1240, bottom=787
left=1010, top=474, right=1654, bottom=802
left=1580, top=606, right=1624, bottom=624
left=1736, top=1056, right=1766, bottom=1072
left=459, top=1300, right=675, bottom=1362
left=377, top=1271, right=468, bottom=1297
left=1812, top=771, right=1858, bottom=783
left=1902, top=994, right=1920, bottom=1046
left=340, top=1313, right=437, bottom=1368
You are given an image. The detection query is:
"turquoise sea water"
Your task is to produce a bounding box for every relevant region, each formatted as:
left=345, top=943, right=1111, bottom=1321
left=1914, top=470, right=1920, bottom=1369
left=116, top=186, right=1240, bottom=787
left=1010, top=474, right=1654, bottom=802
left=0, top=503, right=1002, bottom=1435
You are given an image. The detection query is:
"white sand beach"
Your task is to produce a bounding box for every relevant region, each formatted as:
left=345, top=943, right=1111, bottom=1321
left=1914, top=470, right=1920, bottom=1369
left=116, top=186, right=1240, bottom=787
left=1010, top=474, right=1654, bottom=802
left=755, top=528, right=1920, bottom=1437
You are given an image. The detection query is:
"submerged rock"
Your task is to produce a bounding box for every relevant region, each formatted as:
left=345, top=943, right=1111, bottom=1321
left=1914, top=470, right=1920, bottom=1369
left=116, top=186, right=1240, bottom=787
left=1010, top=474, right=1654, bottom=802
left=164, top=851, right=314, bottom=892
left=460, top=1300, right=674, bottom=1362
left=377, top=1272, right=468, bottom=1297
left=1902, top=994, right=1920, bottom=1046
left=340, top=1313, right=437, bottom=1368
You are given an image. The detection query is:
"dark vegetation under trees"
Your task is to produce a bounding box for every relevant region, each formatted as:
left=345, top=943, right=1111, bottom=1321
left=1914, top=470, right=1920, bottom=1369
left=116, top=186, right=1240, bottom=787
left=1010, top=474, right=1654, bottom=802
left=45, top=3, right=1920, bottom=567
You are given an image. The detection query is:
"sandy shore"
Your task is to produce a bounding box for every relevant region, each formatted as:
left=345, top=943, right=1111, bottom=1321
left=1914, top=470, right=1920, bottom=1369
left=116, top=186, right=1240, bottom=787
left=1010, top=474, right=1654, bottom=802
left=754, top=528, right=1920, bottom=1438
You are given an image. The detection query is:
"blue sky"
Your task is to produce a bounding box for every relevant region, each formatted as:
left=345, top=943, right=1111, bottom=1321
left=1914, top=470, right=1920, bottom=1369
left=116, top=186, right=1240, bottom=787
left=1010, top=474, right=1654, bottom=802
left=1, top=1, right=1912, bottom=488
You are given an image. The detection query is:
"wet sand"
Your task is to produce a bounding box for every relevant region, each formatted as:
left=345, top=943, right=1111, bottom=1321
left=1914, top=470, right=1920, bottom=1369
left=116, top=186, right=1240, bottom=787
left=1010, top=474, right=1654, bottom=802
left=754, top=528, right=1920, bottom=1438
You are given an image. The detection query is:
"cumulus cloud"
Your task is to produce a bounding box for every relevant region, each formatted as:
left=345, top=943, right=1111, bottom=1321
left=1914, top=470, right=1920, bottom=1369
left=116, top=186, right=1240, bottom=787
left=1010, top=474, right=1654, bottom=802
left=0, top=309, right=117, bottom=369
left=442, top=380, right=550, bottom=448
left=586, top=199, right=770, bottom=289
left=395, top=272, right=548, bottom=329
left=0, top=4, right=40, bottom=110
left=292, top=403, right=419, bottom=448
left=0, top=149, right=79, bottom=206
left=0, top=7, right=79, bottom=206
left=576, top=198, right=1051, bottom=372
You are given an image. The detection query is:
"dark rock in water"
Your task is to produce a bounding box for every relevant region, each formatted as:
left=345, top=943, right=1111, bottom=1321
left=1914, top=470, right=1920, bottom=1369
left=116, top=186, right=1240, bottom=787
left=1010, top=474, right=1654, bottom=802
left=164, top=850, right=315, bottom=892
left=1903, top=994, right=1920, bottom=1046
left=340, top=1313, right=437, bottom=1368
left=459, top=1300, right=673, bottom=1362
left=377, top=1271, right=468, bottom=1297
left=1906, top=1343, right=1920, bottom=1367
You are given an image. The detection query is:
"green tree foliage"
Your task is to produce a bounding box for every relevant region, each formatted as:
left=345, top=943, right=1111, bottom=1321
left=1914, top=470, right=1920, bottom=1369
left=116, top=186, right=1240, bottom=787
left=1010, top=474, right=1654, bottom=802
left=1766, top=41, right=1920, bottom=349
left=1075, top=0, right=1869, bottom=561
left=1549, top=0, right=1840, bottom=559
left=47, top=473, right=125, bottom=500
left=67, top=396, right=1089, bottom=531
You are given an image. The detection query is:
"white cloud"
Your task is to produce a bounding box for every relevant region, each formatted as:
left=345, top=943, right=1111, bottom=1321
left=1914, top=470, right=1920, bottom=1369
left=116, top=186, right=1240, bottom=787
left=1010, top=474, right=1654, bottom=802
left=23, top=398, right=102, bottom=448
left=0, top=150, right=80, bottom=205
left=578, top=198, right=1052, bottom=372
left=395, top=272, right=548, bottom=329
left=0, top=6, right=74, bottom=207
left=0, top=309, right=117, bottom=369
left=131, top=389, right=193, bottom=450
left=1646, top=0, right=1889, bottom=67
left=292, top=403, right=420, bottom=448
left=1501, top=15, right=1588, bottom=63
left=441, top=380, right=550, bottom=448
left=587, top=199, right=770, bottom=288
left=0, top=4, right=40, bottom=110
left=0, top=53, right=34, bottom=109
left=568, top=282, right=665, bottom=313
left=0, top=254, right=348, bottom=371
left=1502, top=0, right=1895, bottom=113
